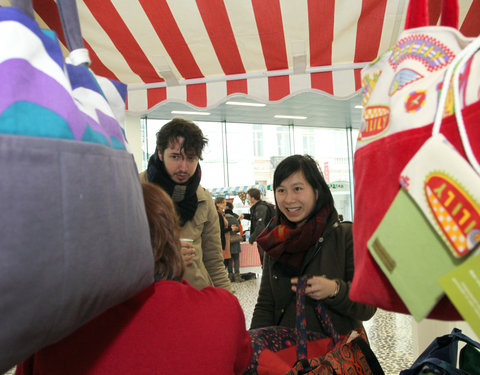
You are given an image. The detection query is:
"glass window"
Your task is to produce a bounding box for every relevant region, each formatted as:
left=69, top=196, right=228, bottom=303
left=143, top=119, right=358, bottom=221
left=276, top=127, right=290, bottom=156
left=253, top=125, right=264, bottom=157
left=302, top=130, right=315, bottom=155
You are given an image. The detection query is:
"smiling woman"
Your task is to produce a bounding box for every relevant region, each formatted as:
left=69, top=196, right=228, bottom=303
left=250, top=154, right=376, bottom=336
left=274, top=170, right=318, bottom=227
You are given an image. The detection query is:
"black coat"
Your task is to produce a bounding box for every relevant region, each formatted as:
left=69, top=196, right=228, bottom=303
left=250, top=216, right=376, bottom=335
left=217, top=210, right=232, bottom=250
left=244, top=201, right=269, bottom=244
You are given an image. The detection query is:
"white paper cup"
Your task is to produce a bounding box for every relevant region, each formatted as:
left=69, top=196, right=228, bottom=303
left=180, top=238, right=194, bottom=245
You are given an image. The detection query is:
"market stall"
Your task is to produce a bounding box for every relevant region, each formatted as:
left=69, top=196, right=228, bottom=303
left=208, top=184, right=266, bottom=204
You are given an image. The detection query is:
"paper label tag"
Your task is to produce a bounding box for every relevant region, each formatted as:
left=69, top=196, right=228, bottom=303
left=400, top=134, right=480, bottom=257
left=439, top=253, right=480, bottom=338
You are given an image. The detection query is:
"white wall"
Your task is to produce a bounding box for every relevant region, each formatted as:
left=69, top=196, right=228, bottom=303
left=125, top=112, right=143, bottom=172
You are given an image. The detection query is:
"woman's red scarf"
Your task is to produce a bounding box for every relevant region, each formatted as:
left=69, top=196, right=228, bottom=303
left=256, top=205, right=331, bottom=271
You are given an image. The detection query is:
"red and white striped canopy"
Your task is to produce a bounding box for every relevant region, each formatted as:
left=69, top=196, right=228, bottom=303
left=33, top=0, right=480, bottom=114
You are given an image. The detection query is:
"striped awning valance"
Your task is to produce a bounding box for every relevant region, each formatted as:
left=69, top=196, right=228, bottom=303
left=208, top=184, right=266, bottom=197
left=31, top=1, right=480, bottom=114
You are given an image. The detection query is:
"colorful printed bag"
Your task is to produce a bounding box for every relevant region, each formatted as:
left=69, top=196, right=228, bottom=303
left=400, top=35, right=480, bottom=259
left=367, top=37, right=480, bottom=321
left=351, top=0, right=480, bottom=319
left=0, top=1, right=153, bottom=372
left=245, top=276, right=384, bottom=375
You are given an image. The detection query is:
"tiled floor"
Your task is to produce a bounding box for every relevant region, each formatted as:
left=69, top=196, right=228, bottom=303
left=232, top=270, right=415, bottom=375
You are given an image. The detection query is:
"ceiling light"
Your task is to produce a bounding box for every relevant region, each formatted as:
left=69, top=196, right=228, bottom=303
left=354, top=105, right=363, bottom=109
left=225, top=101, right=266, bottom=107
left=274, top=115, right=307, bottom=120
left=171, top=111, right=210, bottom=116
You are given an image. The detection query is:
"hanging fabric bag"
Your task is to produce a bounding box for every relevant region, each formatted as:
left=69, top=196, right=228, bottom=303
left=245, top=276, right=384, bottom=375
left=367, top=36, right=480, bottom=321
left=351, top=0, right=480, bottom=319
left=0, top=0, right=153, bottom=372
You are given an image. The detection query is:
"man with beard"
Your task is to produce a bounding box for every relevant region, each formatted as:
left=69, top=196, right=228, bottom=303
left=140, top=118, right=231, bottom=292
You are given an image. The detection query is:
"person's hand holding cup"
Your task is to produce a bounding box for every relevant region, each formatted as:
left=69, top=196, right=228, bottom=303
left=180, top=238, right=196, bottom=266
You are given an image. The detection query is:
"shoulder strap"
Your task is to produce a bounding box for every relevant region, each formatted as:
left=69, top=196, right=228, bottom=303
left=295, top=276, right=309, bottom=361
left=295, top=276, right=341, bottom=361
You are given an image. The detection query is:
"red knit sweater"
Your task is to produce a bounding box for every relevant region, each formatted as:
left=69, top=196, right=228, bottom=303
left=16, top=281, right=252, bottom=375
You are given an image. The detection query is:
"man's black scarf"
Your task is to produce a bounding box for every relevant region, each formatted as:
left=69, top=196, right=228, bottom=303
left=146, top=153, right=200, bottom=226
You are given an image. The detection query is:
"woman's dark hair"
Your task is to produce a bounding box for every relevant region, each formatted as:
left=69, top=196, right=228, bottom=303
left=273, top=155, right=334, bottom=224
left=142, top=182, right=184, bottom=281
left=225, top=201, right=234, bottom=210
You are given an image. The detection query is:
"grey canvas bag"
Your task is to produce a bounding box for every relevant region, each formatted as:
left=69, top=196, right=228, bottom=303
left=0, top=0, right=153, bottom=371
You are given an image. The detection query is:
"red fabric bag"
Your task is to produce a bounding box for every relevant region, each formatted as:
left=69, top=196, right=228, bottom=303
left=245, top=277, right=384, bottom=375
left=351, top=0, right=480, bottom=319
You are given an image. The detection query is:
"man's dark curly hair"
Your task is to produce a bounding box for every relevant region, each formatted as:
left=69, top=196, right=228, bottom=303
left=156, top=118, right=208, bottom=160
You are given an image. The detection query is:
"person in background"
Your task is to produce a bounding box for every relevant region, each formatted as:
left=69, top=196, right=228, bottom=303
left=140, top=118, right=231, bottom=292
left=238, top=188, right=273, bottom=266
left=214, top=196, right=238, bottom=281
left=250, top=155, right=375, bottom=335
left=16, top=182, right=252, bottom=375
left=225, top=201, right=245, bottom=283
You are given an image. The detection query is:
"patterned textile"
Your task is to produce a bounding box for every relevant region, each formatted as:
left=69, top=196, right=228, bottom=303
left=296, top=277, right=339, bottom=361
left=350, top=0, right=479, bottom=319
left=245, top=327, right=329, bottom=375
left=257, top=206, right=331, bottom=271
left=0, top=8, right=127, bottom=149
left=245, top=275, right=383, bottom=375
left=286, top=329, right=380, bottom=375
left=0, top=2, right=153, bottom=372
left=244, top=276, right=336, bottom=375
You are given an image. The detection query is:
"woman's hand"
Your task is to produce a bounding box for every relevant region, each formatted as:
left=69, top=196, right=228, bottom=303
left=180, top=240, right=196, bottom=266
left=291, top=276, right=338, bottom=300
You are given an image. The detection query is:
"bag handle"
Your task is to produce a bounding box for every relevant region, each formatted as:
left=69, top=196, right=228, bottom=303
left=403, top=357, right=467, bottom=375
left=432, top=35, right=480, bottom=175
left=295, top=276, right=341, bottom=361
left=449, top=328, right=480, bottom=351
left=11, top=0, right=90, bottom=65
left=401, top=329, right=480, bottom=375
left=295, top=276, right=384, bottom=375
left=405, top=0, right=458, bottom=30
left=352, top=336, right=386, bottom=375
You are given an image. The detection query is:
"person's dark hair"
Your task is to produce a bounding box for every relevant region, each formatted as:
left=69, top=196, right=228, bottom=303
left=214, top=196, right=225, bottom=209
left=225, top=201, right=234, bottom=210
left=142, top=182, right=184, bottom=281
left=156, top=118, right=208, bottom=160
left=247, top=188, right=261, bottom=201
left=273, top=155, right=334, bottom=224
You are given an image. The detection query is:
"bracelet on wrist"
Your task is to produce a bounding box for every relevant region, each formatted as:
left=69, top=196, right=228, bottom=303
left=329, top=280, right=340, bottom=298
